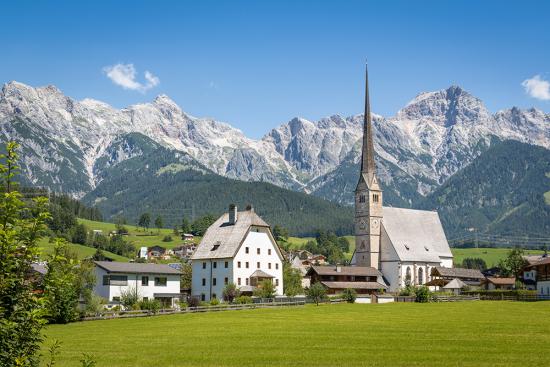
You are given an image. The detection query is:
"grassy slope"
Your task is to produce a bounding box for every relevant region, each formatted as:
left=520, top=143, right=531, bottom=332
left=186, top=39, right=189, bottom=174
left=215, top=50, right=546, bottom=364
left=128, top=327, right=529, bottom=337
left=37, top=238, right=129, bottom=262
left=78, top=219, right=201, bottom=250
left=42, top=302, right=550, bottom=367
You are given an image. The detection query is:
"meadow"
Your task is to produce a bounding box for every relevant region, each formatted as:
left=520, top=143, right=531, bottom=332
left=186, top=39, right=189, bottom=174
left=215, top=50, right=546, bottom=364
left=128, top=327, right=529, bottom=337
left=42, top=302, right=550, bottom=366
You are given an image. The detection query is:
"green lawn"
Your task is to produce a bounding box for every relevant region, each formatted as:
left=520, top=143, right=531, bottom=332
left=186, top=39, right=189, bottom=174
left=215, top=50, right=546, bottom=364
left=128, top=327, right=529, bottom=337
left=37, top=238, right=129, bottom=262
left=42, top=302, right=550, bottom=366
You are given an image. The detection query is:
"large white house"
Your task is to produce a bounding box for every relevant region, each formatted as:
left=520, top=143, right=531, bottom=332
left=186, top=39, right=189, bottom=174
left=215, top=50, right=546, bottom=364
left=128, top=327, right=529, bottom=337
left=93, top=261, right=181, bottom=307
left=350, top=65, right=453, bottom=292
left=191, top=205, right=284, bottom=301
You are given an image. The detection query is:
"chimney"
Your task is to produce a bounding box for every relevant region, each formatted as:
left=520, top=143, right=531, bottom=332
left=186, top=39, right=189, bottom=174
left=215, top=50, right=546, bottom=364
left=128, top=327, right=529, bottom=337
left=336, top=265, right=342, bottom=273
left=228, top=204, right=237, bottom=225
left=245, top=204, right=254, bottom=212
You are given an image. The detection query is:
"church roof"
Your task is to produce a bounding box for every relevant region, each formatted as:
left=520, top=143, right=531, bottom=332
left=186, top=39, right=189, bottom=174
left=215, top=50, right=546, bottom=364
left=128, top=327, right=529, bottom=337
left=191, top=209, right=271, bottom=260
left=382, top=207, right=453, bottom=263
left=308, top=265, right=381, bottom=277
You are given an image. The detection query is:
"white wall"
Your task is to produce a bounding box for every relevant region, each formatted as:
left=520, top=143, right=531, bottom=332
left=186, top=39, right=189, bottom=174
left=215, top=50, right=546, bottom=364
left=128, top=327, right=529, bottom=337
left=537, top=281, right=550, bottom=295
left=93, top=267, right=180, bottom=303
left=191, top=258, right=233, bottom=301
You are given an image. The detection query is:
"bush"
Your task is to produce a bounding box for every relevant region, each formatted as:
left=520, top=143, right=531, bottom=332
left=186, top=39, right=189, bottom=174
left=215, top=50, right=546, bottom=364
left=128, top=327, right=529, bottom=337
left=306, top=283, right=327, bottom=305
left=222, top=283, right=240, bottom=303
left=162, top=235, right=173, bottom=242
left=210, top=298, right=220, bottom=306
left=120, top=286, right=141, bottom=310
left=253, top=279, right=276, bottom=299
left=139, top=299, right=161, bottom=314
left=415, top=286, right=431, bottom=303
left=187, top=296, right=200, bottom=308
left=235, top=295, right=253, bottom=304
left=342, top=288, right=357, bottom=303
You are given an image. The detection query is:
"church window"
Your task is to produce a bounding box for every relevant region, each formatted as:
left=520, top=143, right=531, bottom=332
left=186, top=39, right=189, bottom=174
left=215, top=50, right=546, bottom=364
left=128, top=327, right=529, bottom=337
left=405, top=267, right=411, bottom=283
left=359, top=195, right=365, bottom=203
left=373, top=194, right=379, bottom=203
left=418, top=268, right=424, bottom=284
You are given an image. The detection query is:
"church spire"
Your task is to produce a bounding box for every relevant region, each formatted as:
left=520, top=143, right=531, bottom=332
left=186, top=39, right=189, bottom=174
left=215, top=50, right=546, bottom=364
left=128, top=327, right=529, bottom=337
left=361, top=63, right=376, bottom=176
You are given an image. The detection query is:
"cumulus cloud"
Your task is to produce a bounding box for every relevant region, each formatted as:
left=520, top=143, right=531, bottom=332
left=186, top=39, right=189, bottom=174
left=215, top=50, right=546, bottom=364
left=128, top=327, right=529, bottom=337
left=103, top=63, right=160, bottom=93
left=522, top=74, right=550, bottom=101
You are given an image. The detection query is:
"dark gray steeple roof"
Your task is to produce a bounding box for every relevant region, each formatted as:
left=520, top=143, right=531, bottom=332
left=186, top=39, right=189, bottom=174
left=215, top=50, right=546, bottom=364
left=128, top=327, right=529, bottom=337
left=360, top=63, right=376, bottom=178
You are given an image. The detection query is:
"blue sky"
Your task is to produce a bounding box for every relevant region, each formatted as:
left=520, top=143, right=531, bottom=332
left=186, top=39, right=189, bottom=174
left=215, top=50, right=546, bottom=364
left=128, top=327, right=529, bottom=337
left=1, top=0, right=549, bottom=138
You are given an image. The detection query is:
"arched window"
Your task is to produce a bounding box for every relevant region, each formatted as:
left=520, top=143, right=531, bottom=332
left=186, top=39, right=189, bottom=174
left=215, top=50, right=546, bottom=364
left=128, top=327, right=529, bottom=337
left=418, top=267, right=424, bottom=285
left=405, top=267, right=411, bottom=284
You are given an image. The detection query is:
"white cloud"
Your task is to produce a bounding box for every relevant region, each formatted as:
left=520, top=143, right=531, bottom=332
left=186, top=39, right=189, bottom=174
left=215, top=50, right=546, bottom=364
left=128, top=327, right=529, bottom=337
left=103, top=63, right=160, bottom=93
left=522, top=74, right=550, bottom=101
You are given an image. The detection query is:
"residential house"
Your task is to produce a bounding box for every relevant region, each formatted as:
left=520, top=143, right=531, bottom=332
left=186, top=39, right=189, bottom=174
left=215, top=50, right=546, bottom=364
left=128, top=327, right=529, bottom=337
left=525, top=257, right=550, bottom=296
left=173, top=244, right=197, bottom=260
left=306, top=265, right=387, bottom=295
left=522, top=254, right=548, bottom=290
left=93, top=261, right=182, bottom=307
left=147, top=245, right=173, bottom=260
left=482, top=277, right=515, bottom=290
left=191, top=205, right=284, bottom=302
left=181, top=233, right=194, bottom=241
left=427, top=267, right=485, bottom=289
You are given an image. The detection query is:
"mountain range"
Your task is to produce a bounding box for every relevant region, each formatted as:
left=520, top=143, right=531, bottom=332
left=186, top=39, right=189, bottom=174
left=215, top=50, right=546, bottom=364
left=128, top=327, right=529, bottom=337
left=1, top=81, right=549, bottom=237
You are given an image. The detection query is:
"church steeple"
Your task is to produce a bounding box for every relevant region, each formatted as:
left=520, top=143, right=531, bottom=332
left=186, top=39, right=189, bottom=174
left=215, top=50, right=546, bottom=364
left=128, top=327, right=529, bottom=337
left=361, top=63, right=376, bottom=178
left=354, top=62, right=383, bottom=270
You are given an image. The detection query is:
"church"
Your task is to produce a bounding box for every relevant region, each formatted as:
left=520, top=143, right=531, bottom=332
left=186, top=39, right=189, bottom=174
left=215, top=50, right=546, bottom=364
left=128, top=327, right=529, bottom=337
left=350, top=65, right=454, bottom=292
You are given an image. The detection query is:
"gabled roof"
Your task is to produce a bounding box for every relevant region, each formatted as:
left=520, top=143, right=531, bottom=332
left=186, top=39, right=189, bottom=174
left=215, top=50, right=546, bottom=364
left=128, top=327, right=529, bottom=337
left=307, top=265, right=381, bottom=277
left=443, top=278, right=467, bottom=289
left=94, top=261, right=181, bottom=275
left=250, top=269, right=274, bottom=278
left=484, top=277, right=516, bottom=285
left=382, top=207, right=452, bottom=263
left=432, top=266, right=484, bottom=280
left=191, top=209, right=271, bottom=260
left=321, top=281, right=387, bottom=290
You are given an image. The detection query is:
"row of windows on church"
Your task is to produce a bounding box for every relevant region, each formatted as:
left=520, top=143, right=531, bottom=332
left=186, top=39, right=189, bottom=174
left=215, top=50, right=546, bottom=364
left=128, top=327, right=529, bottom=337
left=358, top=194, right=380, bottom=203
left=405, top=266, right=424, bottom=284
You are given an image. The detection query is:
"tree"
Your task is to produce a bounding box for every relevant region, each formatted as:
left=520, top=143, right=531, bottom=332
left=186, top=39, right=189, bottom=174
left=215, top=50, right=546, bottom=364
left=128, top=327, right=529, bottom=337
left=43, top=240, right=84, bottom=324
left=181, top=216, right=192, bottom=234
left=115, top=215, right=128, bottom=235
left=0, top=141, right=49, bottom=366
left=273, top=225, right=289, bottom=242
left=283, top=262, right=303, bottom=296
left=462, top=257, right=487, bottom=270
left=154, top=215, right=163, bottom=233
left=253, top=279, right=276, bottom=299
left=120, top=285, right=141, bottom=310
left=180, top=262, right=192, bottom=291
left=138, top=212, right=151, bottom=231
left=71, top=223, right=88, bottom=245
left=499, top=248, right=528, bottom=279
left=306, top=283, right=327, bottom=306
left=191, top=214, right=216, bottom=236
left=222, top=283, right=240, bottom=303
left=342, top=288, right=357, bottom=303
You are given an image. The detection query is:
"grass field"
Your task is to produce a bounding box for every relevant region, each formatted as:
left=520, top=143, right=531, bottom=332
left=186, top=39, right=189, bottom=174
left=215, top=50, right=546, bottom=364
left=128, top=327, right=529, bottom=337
left=37, top=238, right=129, bottom=262
left=42, top=302, right=550, bottom=366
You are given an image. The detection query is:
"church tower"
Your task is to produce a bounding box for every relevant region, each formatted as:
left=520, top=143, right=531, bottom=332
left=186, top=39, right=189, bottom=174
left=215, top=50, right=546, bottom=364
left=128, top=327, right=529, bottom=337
left=355, top=64, right=383, bottom=269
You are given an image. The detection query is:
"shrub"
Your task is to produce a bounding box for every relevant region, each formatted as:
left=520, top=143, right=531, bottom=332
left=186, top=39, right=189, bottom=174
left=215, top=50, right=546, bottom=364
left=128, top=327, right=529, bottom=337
left=139, top=299, right=161, bottom=314
left=306, top=283, right=327, bottom=305
left=210, top=298, right=220, bottom=306
left=222, top=283, right=240, bottom=303
left=253, top=279, right=276, bottom=299
left=120, top=285, right=141, bottom=310
left=235, top=295, right=253, bottom=304
left=415, top=286, right=431, bottom=303
left=342, top=288, right=357, bottom=303
left=162, top=235, right=173, bottom=242
left=187, top=296, right=200, bottom=308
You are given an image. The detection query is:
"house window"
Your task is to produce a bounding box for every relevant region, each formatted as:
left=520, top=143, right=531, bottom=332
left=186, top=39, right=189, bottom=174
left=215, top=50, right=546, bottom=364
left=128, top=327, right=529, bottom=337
left=201, top=294, right=205, bottom=301
left=202, top=278, right=206, bottom=286
left=102, top=275, right=109, bottom=285
left=276, top=263, right=279, bottom=270
left=202, top=262, right=206, bottom=269
left=257, top=248, right=260, bottom=255
left=109, top=275, right=128, bottom=286
left=238, top=261, right=241, bottom=268
left=359, top=195, right=365, bottom=203
left=245, top=247, right=249, bottom=254
left=212, top=293, right=217, bottom=299
left=143, top=297, right=148, bottom=301
left=112, top=296, right=121, bottom=302
left=246, top=262, right=249, bottom=268
left=268, top=249, right=272, bottom=255
left=257, top=262, right=260, bottom=269
left=275, top=279, right=279, bottom=286
left=155, top=277, right=167, bottom=287
left=238, top=278, right=241, bottom=285
left=224, top=277, right=228, bottom=285
left=225, top=261, right=229, bottom=268
left=268, top=263, right=271, bottom=269
left=142, top=276, right=149, bottom=286
left=246, top=278, right=249, bottom=285
left=213, top=278, right=217, bottom=286
left=213, top=261, right=217, bottom=269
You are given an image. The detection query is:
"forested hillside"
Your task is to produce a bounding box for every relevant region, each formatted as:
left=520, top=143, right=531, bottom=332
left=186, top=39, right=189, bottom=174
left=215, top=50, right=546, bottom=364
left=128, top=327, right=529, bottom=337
left=419, top=140, right=550, bottom=240
left=82, top=134, right=353, bottom=236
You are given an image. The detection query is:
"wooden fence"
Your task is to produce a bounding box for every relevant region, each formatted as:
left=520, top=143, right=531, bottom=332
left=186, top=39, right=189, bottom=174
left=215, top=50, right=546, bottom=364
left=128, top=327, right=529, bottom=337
left=432, top=294, right=480, bottom=302
left=81, top=300, right=306, bottom=321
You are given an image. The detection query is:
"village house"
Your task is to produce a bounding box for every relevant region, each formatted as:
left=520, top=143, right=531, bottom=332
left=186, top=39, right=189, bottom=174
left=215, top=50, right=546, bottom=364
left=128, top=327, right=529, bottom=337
left=482, top=277, right=516, bottom=290
left=191, top=205, right=284, bottom=301
left=93, top=261, right=182, bottom=308
left=524, top=257, right=550, bottom=296
left=181, top=233, right=194, bottom=241
left=306, top=265, right=387, bottom=295
left=173, top=243, right=197, bottom=260
left=522, top=254, right=547, bottom=290
left=350, top=65, right=454, bottom=293
left=427, top=267, right=485, bottom=290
